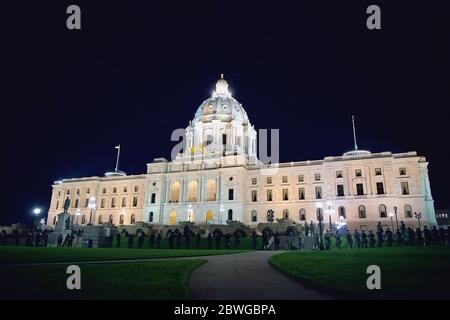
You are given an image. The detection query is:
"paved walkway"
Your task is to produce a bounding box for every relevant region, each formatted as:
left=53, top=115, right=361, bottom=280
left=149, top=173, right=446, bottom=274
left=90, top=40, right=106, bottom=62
left=190, top=251, right=330, bottom=300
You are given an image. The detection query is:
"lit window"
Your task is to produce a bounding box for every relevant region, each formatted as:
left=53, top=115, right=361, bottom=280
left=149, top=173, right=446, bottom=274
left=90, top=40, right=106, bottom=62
left=336, top=171, right=343, bottom=178
left=298, top=175, right=304, bottom=182
left=355, top=169, right=362, bottom=177
left=267, top=189, right=273, bottom=201
left=315, top=174, right=321, bottom=181
left=399, top=167, right=407, bottom=175
left=379, top=204, right=387, bottom=218
left=315, top=187, right=322, bottom=199
left=356, top=183, right=364, bottom=196
left=401, top=182, right=409, bottom=195
left=282, top=189, right=289, bottom=201
left=299, top=209, right=306, bottom=221
left=251, top=210, right=257, bottom=222
left=375, top=168, right=382, bottom=176
left=299, top=188, right=305, bottom=200
left=404, top=204, right=413, bottom=218
left=337, top=184, right=344, bottom=197
left=359, top=205, right=367, bottom=219
left=251, top=190, right=257, bottom=202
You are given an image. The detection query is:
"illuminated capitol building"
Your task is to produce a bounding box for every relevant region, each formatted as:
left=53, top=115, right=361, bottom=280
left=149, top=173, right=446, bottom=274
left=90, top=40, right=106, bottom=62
left=46, top=76, right=437, bottom=231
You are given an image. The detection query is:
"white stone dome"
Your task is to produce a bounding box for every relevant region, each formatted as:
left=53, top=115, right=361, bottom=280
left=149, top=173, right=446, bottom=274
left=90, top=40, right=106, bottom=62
left=193, top=75, right=250, bottom=124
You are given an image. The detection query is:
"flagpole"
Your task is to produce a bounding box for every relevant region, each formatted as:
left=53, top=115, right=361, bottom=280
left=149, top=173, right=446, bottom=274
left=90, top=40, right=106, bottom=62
left=352, top=115, right=358, bottom=151
left=115, top=145, right=121, bottom=172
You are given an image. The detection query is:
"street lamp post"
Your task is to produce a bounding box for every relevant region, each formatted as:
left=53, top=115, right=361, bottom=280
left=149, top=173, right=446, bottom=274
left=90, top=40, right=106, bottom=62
left=317, top=203, right=325, bottom=250
left=389, top=212, right=395, bottom=231
left=32, top=208, right=41, bottom=246
left=393, top=206, right=399, bottom=230
left=414, top=212, right=422, bottom=228
left=75, top=209, right=81, bottom=225
left=326, top=201, right=332, bottom=231
left=88, top=197, right=96, bottom=225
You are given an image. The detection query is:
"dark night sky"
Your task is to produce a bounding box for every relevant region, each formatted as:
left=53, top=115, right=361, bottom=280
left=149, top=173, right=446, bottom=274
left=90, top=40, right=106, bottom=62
left=2, top=1, right=449, bottom=226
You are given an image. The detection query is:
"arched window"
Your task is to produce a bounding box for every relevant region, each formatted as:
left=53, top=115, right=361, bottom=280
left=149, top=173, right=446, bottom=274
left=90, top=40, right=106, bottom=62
left=283, top=209, right=289, bottom=219
left=358, top=205, right=366, bottom=219
left=206, top=210, right=213, bottom=223
left=109, top=215, right=113, bottom=223
left=130, top=214, right=136, bottom=224
left=227, top=209, right=233, bottom=221
left=170, top=181, right=181, bottom=203
left=338, top=206, right=346, bottom=219
left=316, top=208, right=323, bottom=221
left=404, top=204, right=413, bottom=218
left=187, top=180, right=198, bottom=202
left=149, top=211, right=154, bottom=223
left=119, top=214, right=124, bottom=224
left=379, top=204, right=387, bottom=218
left=251, top=210, right=257, bottom=222
left=169, top=211, right=177, bottom=225
left=299, top=209, right=306, bottom=221
left=81, top=215, right=86, bottom=224
left=52, top=216, right=57, bottom=225
left=206, top=179, right=217, bottom=201
left=98, top=215, right=103, bottom=224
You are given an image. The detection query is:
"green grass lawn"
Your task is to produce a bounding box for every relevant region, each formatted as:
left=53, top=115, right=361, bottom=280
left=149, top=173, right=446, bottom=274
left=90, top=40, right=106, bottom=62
left=0, top=259, right=205, bottom=299
left=270, top=246, right=450, bottom=299
left=0, top=246, right=246, bottom=264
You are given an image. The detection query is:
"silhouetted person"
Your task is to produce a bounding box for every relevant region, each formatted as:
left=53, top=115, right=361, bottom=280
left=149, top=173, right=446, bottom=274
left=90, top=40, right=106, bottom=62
left=361, top=230, right=368, bottom=248
left=116, top=233, right=121, bottom=248
left=127, top=233, right=134, bottom=248
left=224, top=233, right=231, bottom=249
left=215, top=232, right=222, bottom=249
left=176, top=230, right=182, bottom=249
left=423, top=226, right=432, bottom=246
left=346, top=231, right=353, bottom=249
left=368, top=230, right=375, bottom=248
left=385, top=228, right=393, bottom=247
left=376, top=228, right=383, bottom=248
left=395, top=229, right=403, bottom=245
left=400, top=221, right=407, bottom=237
left=431, top=226, right=439, bottom=244
left=207, top=232, right=212, bottom=249
left=262, top=232, right=269, bottom=250
left=416, top=228, right=424, bottom=246
left=196, top=232, right=201, bottom=249
left=168, top=232, right=174, bottom=249
left=353, top=230, right=361, bottom=249
left=155, top=232, right=161, bottom=248
left=42, top=230, right=48, bottom=247
left=234, top=232, right=241, bottom=249
left=183, top=226, right=191, bottom=249
left=137, top=232, right=144, bottom=248
left=149, top=232, right=155, bottom=248
left=274, top=232, right=280, bottom=251
left=57, top=233, right=63, bottom=247
left=324, top=232, right=331, bottom=250
left=407, top=227, right=416, bottom=245
left=335, top=233, right=341, bottom=250
left=251, top=231, right=258, bottom=250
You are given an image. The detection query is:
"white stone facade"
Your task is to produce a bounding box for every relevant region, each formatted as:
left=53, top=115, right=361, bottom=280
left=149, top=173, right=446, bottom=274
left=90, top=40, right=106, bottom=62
left=46, top=77, right=437, bottom=231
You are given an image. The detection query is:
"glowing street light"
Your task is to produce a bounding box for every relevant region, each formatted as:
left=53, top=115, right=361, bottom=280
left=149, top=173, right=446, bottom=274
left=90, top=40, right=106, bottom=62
left=33, top=208, right=42, bottom=215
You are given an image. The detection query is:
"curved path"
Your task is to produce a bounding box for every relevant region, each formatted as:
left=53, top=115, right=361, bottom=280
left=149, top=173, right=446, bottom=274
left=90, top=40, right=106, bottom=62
left=189, top=251, right=330, bottom=300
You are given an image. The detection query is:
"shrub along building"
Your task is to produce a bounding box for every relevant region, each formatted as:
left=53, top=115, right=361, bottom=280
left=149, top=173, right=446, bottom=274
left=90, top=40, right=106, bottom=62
left=46, top=76, right=437, bottom=232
